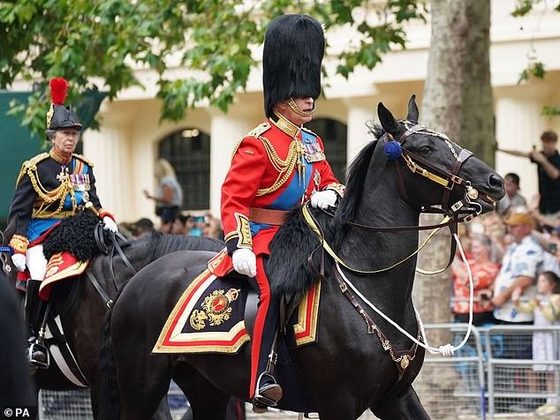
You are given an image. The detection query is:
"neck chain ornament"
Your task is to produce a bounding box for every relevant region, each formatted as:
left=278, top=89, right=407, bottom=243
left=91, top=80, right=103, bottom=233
left=271, top=110, right=306, bottom=187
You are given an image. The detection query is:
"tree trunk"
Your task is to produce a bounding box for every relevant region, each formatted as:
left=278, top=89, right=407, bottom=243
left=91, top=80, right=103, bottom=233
left=413, top=1, right=493, bottom=416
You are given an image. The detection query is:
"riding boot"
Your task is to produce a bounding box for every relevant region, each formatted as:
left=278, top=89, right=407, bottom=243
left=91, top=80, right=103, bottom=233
left=252, top=298, right=282, bottom=413
left=25, top=280, right=50, bottom=369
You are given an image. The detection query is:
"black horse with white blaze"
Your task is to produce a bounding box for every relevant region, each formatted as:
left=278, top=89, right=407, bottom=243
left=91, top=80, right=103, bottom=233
left=97, top=96, right=504, bottom=420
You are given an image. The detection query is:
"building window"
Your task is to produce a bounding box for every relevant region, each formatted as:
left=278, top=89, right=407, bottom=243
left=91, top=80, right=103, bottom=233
left=158, top=128, right=211, bottom=210
left=306, top=118, right=347, bottom=181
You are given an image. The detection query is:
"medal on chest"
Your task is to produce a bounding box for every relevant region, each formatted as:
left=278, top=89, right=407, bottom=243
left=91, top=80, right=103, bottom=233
left=303, top=136, right=326, bottom=163
left=56, top=165, right=69, bottom=183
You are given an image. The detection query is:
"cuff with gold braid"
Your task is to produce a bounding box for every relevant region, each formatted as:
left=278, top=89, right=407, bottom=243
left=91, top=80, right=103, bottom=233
left=9, top=234, right=29, bottom=254
left=325, top=183, right=346, bottom=197
left=224, top=212, right=253, bottom=254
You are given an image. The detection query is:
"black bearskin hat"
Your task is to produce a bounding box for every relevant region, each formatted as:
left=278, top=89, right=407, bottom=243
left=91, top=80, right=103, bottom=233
left=263, top=14, right=325, bottom=118
left=46, top=77, right=82, bottom=131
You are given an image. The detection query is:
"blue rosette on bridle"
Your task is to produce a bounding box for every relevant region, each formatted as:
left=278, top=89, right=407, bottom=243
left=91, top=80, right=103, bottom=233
left=384, top=140, right=403, bottom=161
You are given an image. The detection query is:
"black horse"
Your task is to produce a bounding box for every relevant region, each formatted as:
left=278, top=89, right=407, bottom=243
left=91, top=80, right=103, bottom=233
left=97, top=96, right=505, bottom=420
left=2, top=230, right=224, bottom=419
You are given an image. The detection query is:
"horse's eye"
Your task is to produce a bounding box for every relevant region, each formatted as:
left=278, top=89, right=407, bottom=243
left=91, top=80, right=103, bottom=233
left=419, top=146, right=432, bottom=154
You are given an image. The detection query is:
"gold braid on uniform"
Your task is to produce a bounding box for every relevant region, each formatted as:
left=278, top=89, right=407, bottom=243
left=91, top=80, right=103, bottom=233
left=9, top=234, right=29, bottom=254
left=256, top=138, right=304, bottom=196
left=17, top=156, right=77, bottom=219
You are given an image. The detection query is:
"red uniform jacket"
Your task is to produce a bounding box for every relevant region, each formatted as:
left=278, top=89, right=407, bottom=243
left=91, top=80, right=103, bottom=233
left=221, top=114, right=344, bottom=257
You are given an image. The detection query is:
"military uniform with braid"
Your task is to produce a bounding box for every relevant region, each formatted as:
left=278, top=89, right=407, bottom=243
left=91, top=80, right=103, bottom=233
left=6, top=77, right=117, bottom=368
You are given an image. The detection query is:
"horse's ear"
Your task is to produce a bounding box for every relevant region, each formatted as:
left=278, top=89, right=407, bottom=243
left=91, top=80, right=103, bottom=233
left=406, top=94, right=419, bottom=123
left=377, top=102, right=399, bottom=137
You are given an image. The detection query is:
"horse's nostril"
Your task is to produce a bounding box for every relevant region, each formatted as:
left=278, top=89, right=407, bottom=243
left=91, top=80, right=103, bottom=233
left=489, top=174, right=504, bottom=189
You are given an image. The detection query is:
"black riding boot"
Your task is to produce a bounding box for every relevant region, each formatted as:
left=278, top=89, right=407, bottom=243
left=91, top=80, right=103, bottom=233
left=252, top=298, right=282, bottom=413
left=25, top=279, right=50, bottom=369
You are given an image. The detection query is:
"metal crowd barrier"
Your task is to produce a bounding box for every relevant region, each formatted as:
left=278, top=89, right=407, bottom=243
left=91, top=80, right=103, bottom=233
left=415, top=323, right=560, bottom=420
left=38, top=324, right=560, bottom=420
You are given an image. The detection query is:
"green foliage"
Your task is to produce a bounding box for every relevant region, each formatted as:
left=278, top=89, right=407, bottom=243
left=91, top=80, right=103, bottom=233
left=518, top=61, right=546, bottom=83
left=0, top=0, right=426, bottom=135
left=511, top=0, right=534, bottom=17
left=543, top=105, right=560, bottom=116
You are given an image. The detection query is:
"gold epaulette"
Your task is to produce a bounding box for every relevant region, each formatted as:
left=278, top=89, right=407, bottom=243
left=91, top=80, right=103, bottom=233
left=247, top=122, right=271, bottom=138
left=229, top=122, right=272, bottom=161
left=15, top=152, right=49, bottom=186
left=72, top=153, right=94, bottom=167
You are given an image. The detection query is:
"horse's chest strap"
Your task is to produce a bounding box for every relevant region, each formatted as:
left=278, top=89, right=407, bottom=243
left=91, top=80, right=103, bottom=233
left=333, top=269, right=419, bottom=380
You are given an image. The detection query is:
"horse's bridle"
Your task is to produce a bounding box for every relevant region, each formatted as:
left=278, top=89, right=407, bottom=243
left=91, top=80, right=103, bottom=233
left=320, top=122, right=489, bottom=275
left=387, top=121, right=482, bottom=221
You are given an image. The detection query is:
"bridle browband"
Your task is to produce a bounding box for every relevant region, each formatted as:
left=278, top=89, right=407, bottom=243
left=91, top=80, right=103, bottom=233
left=388, top=120, right=482, bottom=220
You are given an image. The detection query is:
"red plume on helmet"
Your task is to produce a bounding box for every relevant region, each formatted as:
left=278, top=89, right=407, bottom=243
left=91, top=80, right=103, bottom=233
left=49, top=77, right=69, bottom=106
left=46, top=77, right=82, bottom=131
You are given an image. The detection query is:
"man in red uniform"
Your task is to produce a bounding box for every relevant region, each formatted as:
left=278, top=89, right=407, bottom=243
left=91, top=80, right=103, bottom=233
left=220, top=14, right=344, bottom=412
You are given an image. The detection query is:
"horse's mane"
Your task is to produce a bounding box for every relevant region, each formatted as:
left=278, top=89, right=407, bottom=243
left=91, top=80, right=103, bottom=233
left=337, top=125, right=383, bottom=225
left=268, top=126, right=383, bottom=302
left=143, top=231, right=224, bottom=261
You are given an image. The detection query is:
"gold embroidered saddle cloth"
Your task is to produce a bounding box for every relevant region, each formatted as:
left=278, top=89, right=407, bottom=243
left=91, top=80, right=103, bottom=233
left=152, top=252, right=321, bottom=354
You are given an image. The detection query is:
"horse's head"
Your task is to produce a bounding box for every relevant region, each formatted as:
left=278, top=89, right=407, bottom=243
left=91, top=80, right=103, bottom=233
left=376, top=95, right=504, bottom=218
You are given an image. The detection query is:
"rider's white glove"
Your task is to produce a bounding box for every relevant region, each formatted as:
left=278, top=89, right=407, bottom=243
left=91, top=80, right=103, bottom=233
left=232, top=248, right=257, bottom=277
left=310, top=190, right=338, bottom=210
left=103, top=216, right=119, bottom=233
left=11, top=253, right=26, bottom=272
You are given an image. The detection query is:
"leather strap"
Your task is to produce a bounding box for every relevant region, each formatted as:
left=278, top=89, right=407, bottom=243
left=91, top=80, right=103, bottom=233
left=333, top=267, right=419, bottom=380
left=249, top=207, right=289, bottom=226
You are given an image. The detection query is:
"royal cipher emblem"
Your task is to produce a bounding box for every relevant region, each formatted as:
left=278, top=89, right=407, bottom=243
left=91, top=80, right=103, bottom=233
left=189, top=288, right=241, bottom=331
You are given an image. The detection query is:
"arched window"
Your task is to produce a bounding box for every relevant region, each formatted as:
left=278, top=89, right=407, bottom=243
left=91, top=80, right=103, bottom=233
left=158, top=128, right=211, bottom=210
left=306, top=118, right=347, bottom=181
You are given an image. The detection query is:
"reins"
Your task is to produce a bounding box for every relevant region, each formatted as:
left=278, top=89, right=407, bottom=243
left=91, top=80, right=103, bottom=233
left=0, top=229, right=13, bottom=276
left=90, top=223, right=137, bottom=308
left=303, top=204, right=453, bottom=275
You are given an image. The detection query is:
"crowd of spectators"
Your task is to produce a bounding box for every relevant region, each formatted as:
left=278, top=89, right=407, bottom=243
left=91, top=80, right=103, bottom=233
left=450, top=137, right=560, bottom=414
left=119, top=211, right=224, bottom=242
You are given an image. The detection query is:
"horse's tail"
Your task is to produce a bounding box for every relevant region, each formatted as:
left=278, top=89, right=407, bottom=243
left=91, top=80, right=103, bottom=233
left=96, top=308, right=120, bottom=420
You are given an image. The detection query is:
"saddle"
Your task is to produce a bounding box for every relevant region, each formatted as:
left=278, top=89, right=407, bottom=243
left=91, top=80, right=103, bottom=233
left=153, top=248, right=321, bottom=412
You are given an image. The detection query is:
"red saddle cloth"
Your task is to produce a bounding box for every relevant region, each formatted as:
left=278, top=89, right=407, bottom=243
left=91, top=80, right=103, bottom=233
left=39, top=251, right=89, bottom=300
left=153, top=249, right=321, bottom=354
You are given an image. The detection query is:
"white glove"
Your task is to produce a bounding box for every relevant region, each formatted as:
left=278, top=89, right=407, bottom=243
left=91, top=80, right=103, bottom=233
left=103, top=216, right=119, bottom=233
left=310, top=190, right=338, bottom=210
left=11, top=253, right=26, bottom=272
left=232, top=248, right=257, bottom=277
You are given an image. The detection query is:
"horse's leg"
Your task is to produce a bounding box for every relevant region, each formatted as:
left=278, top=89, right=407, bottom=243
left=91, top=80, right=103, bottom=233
left=173, top=365, right=230, bottom=420
left=370, top=385, right=431, bottom=420
left=113, top=331, right=175, bottom=420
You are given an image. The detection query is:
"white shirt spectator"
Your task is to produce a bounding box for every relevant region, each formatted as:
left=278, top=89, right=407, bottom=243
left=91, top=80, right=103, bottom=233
left=494, top=235, right=545, bottom=323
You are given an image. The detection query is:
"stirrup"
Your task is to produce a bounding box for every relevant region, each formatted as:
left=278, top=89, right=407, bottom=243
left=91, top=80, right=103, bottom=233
left=28, top=342, right=50, bottom=369
left=253, top=373, right=282, bottom=409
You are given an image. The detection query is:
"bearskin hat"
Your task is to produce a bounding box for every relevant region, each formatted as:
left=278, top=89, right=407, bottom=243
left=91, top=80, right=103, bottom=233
left=262, top=14, right=325, bottom=118
left=46, top=77, right=82, bottom=131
